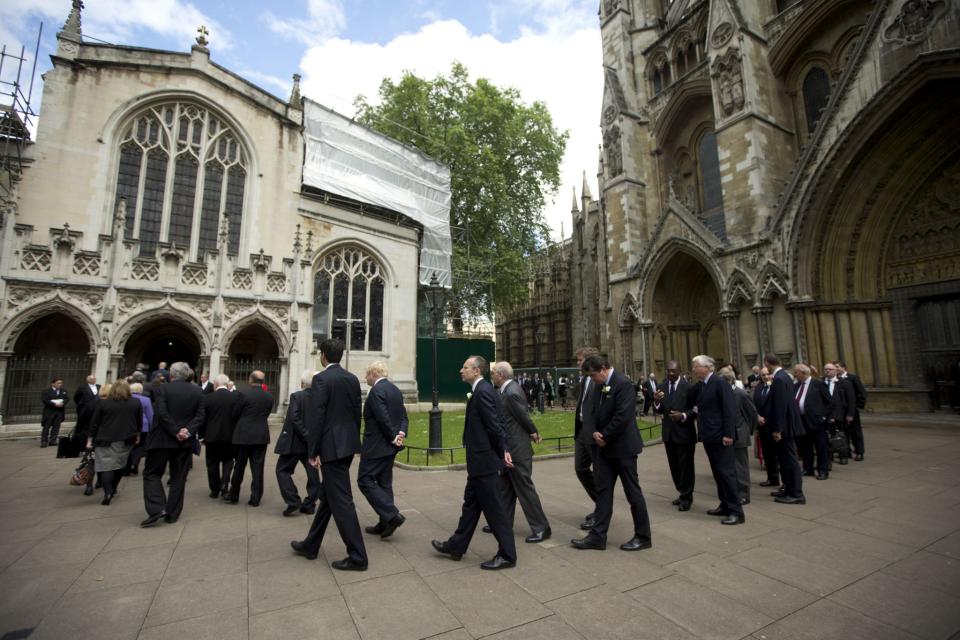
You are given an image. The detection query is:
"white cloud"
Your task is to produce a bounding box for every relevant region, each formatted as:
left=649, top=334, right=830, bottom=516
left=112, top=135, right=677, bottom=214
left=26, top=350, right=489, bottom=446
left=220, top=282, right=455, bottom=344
left=298, top=15, right=602, bottom=241
left=264, top=0, right=345, bottom=47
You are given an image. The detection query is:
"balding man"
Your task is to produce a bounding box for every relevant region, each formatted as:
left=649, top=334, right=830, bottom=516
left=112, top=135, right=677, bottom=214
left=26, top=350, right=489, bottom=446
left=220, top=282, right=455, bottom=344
left=225, top=370, right=273, bottom=507
left=196, top=373, right=240, bottom=498
left=358, top=361, right=408, bottom=538
left=794, top=364, right=831, bottom=480
left=491, top=361, right=551, bottom=543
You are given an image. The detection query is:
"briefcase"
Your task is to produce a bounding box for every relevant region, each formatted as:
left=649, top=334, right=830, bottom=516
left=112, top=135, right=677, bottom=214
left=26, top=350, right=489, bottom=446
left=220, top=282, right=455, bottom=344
left=827, top=427, right=849, bottom=456
left=56, top=431, right=82, bottom=459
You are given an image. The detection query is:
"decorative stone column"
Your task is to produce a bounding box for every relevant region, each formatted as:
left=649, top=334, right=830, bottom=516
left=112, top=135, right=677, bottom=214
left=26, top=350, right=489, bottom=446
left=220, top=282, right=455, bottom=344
left=619, top=325, right=634, bottom=376
left=639, top=322, right=654, bottom=376
left=752, top=305, right=773, bottom=358
left=0, top=352, right=12, bottom=431
left=721, top=310, right=741, bottom=369
left=787, top=302, right=809, bottom=364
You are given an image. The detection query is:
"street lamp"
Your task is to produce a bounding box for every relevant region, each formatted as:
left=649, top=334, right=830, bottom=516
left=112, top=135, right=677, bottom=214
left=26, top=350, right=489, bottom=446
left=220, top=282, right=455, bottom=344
left=535, top=328, right=546, bottom=414
left=424, top=272, right=445, bottom=451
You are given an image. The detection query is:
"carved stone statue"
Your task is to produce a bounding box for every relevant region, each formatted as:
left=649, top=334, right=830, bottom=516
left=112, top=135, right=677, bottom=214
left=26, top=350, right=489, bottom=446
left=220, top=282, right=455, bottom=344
left=603, top=125, right=623, bottom=177
left=712, top=49, right=745, bottom=117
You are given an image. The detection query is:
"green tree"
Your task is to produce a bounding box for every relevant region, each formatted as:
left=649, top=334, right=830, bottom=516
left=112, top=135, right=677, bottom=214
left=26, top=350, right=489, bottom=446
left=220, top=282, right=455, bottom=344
left=354, top=63, right=567, bottom=325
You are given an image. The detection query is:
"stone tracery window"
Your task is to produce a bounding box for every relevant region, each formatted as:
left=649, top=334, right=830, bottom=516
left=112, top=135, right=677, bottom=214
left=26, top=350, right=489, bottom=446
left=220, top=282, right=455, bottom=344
left=312, top=246, right=385, bottom=352
left=113, top=102, right=248, bottom=258
left=801, top=66, right=832, bottom=135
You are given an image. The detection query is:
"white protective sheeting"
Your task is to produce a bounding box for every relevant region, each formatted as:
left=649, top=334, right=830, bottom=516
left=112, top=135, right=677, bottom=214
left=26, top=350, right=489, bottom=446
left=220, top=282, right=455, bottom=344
left=302, top=99, right=452, bottom=287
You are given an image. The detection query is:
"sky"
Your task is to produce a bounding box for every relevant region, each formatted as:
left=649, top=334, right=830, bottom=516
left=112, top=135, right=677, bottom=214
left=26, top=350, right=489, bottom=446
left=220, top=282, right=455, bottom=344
left=0, top=0, right=603, bottom=241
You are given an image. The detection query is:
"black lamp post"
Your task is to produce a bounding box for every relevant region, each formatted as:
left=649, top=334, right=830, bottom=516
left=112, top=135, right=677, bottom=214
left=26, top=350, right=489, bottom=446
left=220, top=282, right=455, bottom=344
left=425, top=272, right=445, bottom=451
left=535, top=328, right=546, bottom=414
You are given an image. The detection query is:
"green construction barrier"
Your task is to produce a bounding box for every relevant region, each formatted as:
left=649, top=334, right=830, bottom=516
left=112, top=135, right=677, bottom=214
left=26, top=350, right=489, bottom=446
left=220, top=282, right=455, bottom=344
left=416, top=336, right=495, bottom=402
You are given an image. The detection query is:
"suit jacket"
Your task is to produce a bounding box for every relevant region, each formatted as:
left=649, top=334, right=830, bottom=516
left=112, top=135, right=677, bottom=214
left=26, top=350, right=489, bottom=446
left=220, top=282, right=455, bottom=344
left=149, top=379, right=203, bottom=450
left=462, top=378, right=509, bottom=477
left=199, top=380, right=215, bottom=395
left=89, top=397, right=142, bottom=444
left=844, top=373, right=867, bottom=410
left=796, top=379, right=831, bottom=431
left=592, top=369, right=643, bottom=458
left=275, top=389, right=312, bottom=455
left=309, top=364, right=362, bottom=462
left=361, top=378, right=407, bottom=460
left=40, top=387, right=68, bottom=420
left=732, top=386, right=757, bottom=448
left=761, top=369, right=804, bottom=438
left=574, top=375, right=598, bottom=443
left=232, top=385, right=274, bottom=445
left=498, top=379, right=538, bottom=461
left=197, top=388, right=240, bottom=443
left=826, top=377, right=856, bottom=422
left=73, top=384, right=100, bottom=413
left=695, top=373, right=736, bottom=444
left=655, top=377, right=698, bottom=445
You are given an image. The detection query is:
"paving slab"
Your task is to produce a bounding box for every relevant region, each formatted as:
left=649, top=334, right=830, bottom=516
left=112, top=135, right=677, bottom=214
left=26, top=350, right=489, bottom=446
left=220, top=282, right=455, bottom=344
left=340, top=570, right=460, bottom=640
left=248, top=554, right=341, bottom=614
left=144, top=571, right=248, bottom=628
left=549, top=584, right=697, bottom=640
left=29, top=579, right=158, bottom=640
left=138, top=606, right=249, bottom=640
left=249, top=596, right=360, bottom=640
left=751, top=598, right=924, bottom=640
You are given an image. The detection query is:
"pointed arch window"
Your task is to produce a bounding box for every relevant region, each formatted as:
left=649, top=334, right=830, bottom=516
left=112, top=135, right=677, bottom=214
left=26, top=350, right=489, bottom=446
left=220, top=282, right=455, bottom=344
left=802, top=66, right=832, bottom=135
left=312, top=246, right=385, bottom=352
left=113, top=102, right=248, bottom=258
left=697, top=130, right=727, bottom=239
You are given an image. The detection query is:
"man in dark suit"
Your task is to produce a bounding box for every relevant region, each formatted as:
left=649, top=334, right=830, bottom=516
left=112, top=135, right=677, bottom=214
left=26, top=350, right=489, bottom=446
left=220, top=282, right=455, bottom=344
left=721, top=367, right=757, bottom=504
left=823, top=362, right=855, bottom=465
left=491, top=361, right=551, bottom=543
left=753, top=367, right=779, bottom=487
left=573, top=346, right=600, bottom=530
left=761, top=354, right=805, bottom=504
left=357, top=361, right=407, bottom=537
left=275, top=371, right=322, bottom=517
left=40, top=378, right=69, bottom=447
left=793, top=364, right=832, bottom=480
left=197, top=372, right=215, bottom=394
left=654, top=360, right=698, bottom=511
left=196, top=374, right=240, bottom=498
left=142, top=362, right=203, bottom=527
left=291, top=338, right=367, bottom=571
left=571, top=355, right=651, bottom=551
left=692, top=355, right=744, bottom=525
left=154, top=361, right=170, bottom=382
left=226, top=371, right=273, bottom=507
left=837, top=361, right=867, bottom=461
left=432, top=355, right=517, bottom=570
left=73, top=374, right=100, bottom=445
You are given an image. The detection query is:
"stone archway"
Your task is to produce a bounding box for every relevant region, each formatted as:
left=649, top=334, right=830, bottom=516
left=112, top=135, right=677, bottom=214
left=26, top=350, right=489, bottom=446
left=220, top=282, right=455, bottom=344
left=121, top=318, right=203, bottom=378
left=648, top=250, right=725, bottom=373
left=2, top=312, right=94, bottom=424
left=223, top=322, right=284, bottom=410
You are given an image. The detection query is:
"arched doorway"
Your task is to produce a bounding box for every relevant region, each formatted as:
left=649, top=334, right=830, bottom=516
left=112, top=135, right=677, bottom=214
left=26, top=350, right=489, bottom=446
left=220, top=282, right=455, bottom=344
left=223, top=323, right=281, bottom=410
left=649, top=251, right=725, bottom=373
left=122, top=319, right=202, bottom=379
left=3, top=313, right=93, bottom=424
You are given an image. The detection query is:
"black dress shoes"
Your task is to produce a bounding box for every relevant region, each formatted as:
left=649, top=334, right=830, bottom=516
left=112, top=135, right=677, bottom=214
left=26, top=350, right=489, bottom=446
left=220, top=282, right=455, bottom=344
left=816, top=472, right=829, bottom=480
left=431, top=539, right=463, bottom=561
left=570, top=535, right=606, bottom=550
left=164, top=514, right=178, bottom=524
left=40, top=441, right=48, bottom=448
left=678, top=503, right=691, bottom=511
left=759, top=480, right=776, bottom=487
left=332, top=557, right=368, bottom=571
left=141, top=512, right=166, bottom=528
left=774, top=495, right=806, bottom=505
left=83, top=484, right=94, bottom=496
left=365, top=522, right=386, bottom=535
left=380, top=514, right=406, bottom=538
left=223, top=495, right=239, bottom=504
left=283, top=505, right=300, bottom=517
left=671, top=498, right=681, bottom=506
left=579, top=517, right=596, bottom=531
left=209, top=490, right=221, bottom=499
left=721, top=513, right=745, bottom=525
left=290, top=540, right=318, bottom=560
left=480, top=554, right=515, bottom=570
left=247, top=499, right=260, bottom=507
left=525, top=528, right=551, bottom=543
left=739, top=497, right=750, bottom=505
left=706, top=506, right=729, bottom=516
left=300, top=504, right=316, bottom=515
left=100, top=493, right=113, bottom=506
left=619, top=536, right=652, bottom=551
left=482, top=524, right=493, bottom=533
left=770, top=488, right=787, bottom=497
left=839, top=457, right=849, bottom=465
left=854, top=454, right=864, bottom=461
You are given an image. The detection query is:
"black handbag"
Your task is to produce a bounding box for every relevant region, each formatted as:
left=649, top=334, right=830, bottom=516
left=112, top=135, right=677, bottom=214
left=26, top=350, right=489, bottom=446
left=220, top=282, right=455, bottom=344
left=56, top=430, right=82, bottom=458
left=827, top=427, right=849, bottom=456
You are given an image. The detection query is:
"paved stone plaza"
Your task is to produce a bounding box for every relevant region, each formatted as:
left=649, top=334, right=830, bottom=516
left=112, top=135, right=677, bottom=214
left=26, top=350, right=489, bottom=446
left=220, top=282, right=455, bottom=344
left=1, top=416, right=959, bottom=640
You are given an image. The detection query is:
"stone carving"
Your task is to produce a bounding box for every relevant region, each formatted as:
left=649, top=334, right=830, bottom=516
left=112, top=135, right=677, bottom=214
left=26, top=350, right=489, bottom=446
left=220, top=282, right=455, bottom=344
left=131, top=260, right=160, bottom=281
left=160, top=243, right=184, bottom=262
left=53, top=223, right=75, bottom=251
left=218, top=211, right=230, bottom=246
left=267, top=274, right=287, bottom=294
left=63, top=290, right=103, bottom=313
left=883, top=0, right=946, bottom=45
left=232, top=270, right=253, bottom=290
left=6, top=286, right=50, bottom=311
left=195, top=25, right=210, bottom=49
left=289, top=74, right=302, bottom=105
left=114, top=197, right=127, bottom=237
left=181, top=264, right=208, bottom=287
left=61, top=0, right=83, bottom=37
left=603, top=0, right=621, bottom=16
left=603, top=125, right=623, bottom=177
left=251, top=248, right=270, bottom=271
left=711, top=22, right=734, bottom=48
left=100, top=326, right=110, bottom=348
left=602, top=105, right=618, bottom=127
left=712, top=48, right=745, bottom=116
left=73, top=253, right=101, bottom=276
left=20, top=248, right=52, bottom=272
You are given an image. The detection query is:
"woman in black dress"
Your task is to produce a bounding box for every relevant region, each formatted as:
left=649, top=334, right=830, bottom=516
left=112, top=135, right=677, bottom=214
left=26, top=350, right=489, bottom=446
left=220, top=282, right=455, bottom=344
left=87, top=380, right=142, bottom=505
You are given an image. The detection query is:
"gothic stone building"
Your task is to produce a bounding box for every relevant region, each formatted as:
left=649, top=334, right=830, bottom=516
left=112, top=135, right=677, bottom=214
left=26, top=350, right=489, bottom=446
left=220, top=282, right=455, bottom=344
left=0, top=6, right=427, bottom=425
left=569, top=0, right=960, bottom=411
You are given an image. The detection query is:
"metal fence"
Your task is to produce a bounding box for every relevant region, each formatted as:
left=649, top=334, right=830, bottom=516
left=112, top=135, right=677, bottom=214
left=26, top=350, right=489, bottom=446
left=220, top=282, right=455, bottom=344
left=2, top=354, right=93, bottom=424
left=223, top=358, right=282, bottom=410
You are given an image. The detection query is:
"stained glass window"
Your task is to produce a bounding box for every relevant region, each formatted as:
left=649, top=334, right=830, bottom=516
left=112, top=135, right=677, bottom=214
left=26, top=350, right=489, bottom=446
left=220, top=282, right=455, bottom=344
left=312, top=247, right=386, bottom=352
left=697, top=130, right=727, bottom=240
left=112, top=102, right=248, bottom=258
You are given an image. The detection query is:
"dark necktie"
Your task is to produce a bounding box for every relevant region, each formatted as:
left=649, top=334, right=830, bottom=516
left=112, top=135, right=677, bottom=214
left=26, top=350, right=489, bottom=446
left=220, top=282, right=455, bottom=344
left=668, top=380, right=675, bottom=397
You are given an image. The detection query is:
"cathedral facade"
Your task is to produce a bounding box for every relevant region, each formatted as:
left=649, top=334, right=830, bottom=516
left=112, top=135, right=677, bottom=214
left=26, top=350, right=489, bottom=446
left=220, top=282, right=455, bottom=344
left=0, top=5, right=427, bottom=425
left=569, top=0, right=960, bottom=411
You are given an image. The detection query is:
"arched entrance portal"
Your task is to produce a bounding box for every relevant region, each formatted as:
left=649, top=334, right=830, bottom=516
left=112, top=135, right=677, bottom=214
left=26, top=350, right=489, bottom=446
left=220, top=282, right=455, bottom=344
left=649, top=251, right=725, bottom=374
left=122, top=320, right=202, bottom=378
left=3, top=313, right=93, bottom=424
left=224, top=324, right=282, bottom=410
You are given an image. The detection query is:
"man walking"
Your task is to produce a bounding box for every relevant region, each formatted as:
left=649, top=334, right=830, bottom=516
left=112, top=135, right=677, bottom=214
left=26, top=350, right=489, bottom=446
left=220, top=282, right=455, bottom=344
left=573, top=347, right=600, bottom=530
left=196, top=374, right=239, bottom=498
left=491, top=361, right=551, bottom=543
left=291, top=339, right=367, bottom=571
left=357, top=362, right=407, bottom=538
left=432, top=356, right=517, bottom=570
left=838, top=361, right=867, bottom=461
left=762, top=354, right=805, bottom=504
left=226, top=371, right=273, bottom=506
left=654, top=361, right=698, bottom=511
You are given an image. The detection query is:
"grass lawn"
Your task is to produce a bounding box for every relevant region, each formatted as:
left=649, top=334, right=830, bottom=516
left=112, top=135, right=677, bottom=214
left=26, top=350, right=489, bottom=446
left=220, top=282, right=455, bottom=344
left=398, top=408, right=662, bottom=467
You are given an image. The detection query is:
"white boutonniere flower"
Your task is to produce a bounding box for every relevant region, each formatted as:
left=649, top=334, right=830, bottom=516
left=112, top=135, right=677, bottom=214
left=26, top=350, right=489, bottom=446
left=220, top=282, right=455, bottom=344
left=602, top=385, right=611, bottom=394
left=466, top=392, right=472, bottom=400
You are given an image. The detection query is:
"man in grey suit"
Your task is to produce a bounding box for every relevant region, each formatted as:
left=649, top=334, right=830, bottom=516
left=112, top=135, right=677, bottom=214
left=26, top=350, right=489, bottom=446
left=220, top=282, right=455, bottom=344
left=491, top=361, right=551, bottom=543
left=720, top=366, right=756, bottom=504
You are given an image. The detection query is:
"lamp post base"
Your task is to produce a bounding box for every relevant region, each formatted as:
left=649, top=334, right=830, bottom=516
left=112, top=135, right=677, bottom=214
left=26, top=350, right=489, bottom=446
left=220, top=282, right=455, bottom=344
left=428, top=406, right=443, bottom=451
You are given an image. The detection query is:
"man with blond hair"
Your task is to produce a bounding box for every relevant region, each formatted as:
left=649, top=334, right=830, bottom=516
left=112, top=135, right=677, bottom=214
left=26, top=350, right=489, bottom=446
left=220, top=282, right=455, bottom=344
left=358, top=361, right=408, bottom=539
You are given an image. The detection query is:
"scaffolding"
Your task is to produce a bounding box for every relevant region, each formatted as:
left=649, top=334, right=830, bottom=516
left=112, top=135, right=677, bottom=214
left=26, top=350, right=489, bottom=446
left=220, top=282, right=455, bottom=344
left=0, top=23, right=42, bottom=204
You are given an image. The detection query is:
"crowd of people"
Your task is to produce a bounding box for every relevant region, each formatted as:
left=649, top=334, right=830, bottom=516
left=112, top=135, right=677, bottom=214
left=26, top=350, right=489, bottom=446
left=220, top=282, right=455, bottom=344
left=36, top=339, right=869, bottom=572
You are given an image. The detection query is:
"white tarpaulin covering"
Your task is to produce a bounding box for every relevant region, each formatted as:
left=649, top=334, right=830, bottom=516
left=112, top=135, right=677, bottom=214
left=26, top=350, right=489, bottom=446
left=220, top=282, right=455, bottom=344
left=302, top=99, right=452, bottom=287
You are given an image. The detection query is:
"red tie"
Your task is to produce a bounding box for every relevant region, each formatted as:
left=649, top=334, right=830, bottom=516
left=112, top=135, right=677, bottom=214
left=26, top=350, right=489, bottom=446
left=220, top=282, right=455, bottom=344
left=795, top=383, right=803, bottom=408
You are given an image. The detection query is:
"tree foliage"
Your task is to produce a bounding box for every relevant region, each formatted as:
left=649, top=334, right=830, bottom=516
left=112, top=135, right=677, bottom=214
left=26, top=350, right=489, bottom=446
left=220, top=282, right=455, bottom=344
left=354, top=63, right=567, bottom=323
